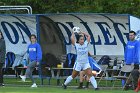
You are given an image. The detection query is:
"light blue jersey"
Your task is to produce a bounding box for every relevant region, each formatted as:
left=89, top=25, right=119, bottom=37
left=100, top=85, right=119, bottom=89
left=75, top=40, right=89, bottom=64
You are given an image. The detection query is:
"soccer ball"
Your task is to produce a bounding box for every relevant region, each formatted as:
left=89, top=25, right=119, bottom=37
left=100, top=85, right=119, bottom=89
left=72, top=27, right=80, bottom=33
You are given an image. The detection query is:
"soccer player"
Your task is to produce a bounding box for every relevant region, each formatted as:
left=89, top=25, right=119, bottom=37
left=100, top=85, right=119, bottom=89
left=77, top=54, right=101, bottom=89
left=62, top=30, right=98, bottom=90
left=20, top=34, right=42, bottom=88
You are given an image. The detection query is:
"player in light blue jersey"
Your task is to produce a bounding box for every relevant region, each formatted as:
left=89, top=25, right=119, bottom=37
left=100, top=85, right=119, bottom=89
left=62, top=29, right=98, bottom=90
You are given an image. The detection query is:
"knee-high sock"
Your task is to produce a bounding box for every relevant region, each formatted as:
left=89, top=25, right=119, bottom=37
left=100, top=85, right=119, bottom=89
left=78, top=82, right=83, bottom=88
left=89, top=76, right=97, bottom=88
left=86, top=81, right=90, bottom=88
left=64, top=76, right=73, bottom=85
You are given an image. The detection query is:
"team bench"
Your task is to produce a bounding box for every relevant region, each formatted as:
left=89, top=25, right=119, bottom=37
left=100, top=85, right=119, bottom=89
left=41, top=67, right=79, bottom=85
left=4, top=54, right=124, bottom=85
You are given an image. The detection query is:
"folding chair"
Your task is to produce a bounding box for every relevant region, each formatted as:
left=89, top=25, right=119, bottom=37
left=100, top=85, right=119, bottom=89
left=112, top=65, right=134, bottom=90
left=5, top=52, right=15, bottom=68
left=96, top=65, right=108, bottom=85
left=4, top=52, right=15, bottom=72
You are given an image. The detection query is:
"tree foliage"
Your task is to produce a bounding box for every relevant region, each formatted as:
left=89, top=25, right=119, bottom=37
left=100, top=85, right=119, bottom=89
left=0, top=0, right=140, bottom=17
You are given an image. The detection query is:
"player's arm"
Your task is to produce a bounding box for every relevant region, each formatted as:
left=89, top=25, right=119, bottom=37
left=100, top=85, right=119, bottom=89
left=70, top=32, right=76, bottom=45
left=82, top=32, right=90, bottom=43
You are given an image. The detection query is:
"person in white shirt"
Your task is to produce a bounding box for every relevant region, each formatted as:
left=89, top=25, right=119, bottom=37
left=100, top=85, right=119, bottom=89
left=62, top=29, right=98, bottom=90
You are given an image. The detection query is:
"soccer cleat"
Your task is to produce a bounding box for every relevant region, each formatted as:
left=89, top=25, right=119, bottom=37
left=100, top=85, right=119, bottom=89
left=20, top=75, right=26, bottom=82
left=62, top=84, right=67, bottom=89
left=77, top=82, right=84, bottom=89
left=95, top=88, right=99, bottom=91
left=76, top=86, right=84, bottom=89
left=31, top=83, right=37, bottom=88
left=85, top=82, right=89, bottom=89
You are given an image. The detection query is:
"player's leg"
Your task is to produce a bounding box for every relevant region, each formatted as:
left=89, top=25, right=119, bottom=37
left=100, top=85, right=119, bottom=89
left=63, top=62, right=81, bottom=89
left=83, top=63, right=98, bottom=90
left=85, top=75, right=90, bottom=88
left=63, top=70, right=79, bottom=89
left=77, top=71, right=85, bottom=89
left=85, top=68, right=98, bottom=90
left=85, top=71, right=97, bottom=88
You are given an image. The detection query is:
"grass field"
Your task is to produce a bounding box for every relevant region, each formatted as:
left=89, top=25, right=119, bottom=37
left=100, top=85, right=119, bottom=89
left=0, top=86, right=134, bottom=93
left=0, top=78, right=135, bottom=93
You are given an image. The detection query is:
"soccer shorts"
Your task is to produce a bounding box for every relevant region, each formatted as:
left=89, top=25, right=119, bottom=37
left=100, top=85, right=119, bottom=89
left=73, top=62, right=91, bottom=72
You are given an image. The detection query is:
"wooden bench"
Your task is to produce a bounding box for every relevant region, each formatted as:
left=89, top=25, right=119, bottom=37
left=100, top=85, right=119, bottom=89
left=4, top=54, right=124, bottom=85
left=44, top=67, right=79, bottom=85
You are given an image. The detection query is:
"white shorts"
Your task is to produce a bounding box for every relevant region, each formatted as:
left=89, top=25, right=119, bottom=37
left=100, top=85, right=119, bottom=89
left=73, top=62, right=91, bottom=72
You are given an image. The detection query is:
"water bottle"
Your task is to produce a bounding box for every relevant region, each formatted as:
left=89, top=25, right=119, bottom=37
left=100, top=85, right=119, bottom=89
left=113, top=58, right=118, bottom=70
left=61, top=62, right=64, bottom=68
left=23, top=59, right=27, bottom=67
left=121, top=60, right=124, bottom=68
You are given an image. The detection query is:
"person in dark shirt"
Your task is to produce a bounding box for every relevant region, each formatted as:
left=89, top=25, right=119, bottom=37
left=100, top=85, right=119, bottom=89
left=0, top=31, right=6, bottom=86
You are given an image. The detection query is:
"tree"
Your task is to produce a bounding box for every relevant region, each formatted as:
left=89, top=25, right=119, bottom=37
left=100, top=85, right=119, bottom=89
left=0, top=0, right=140, bottom=17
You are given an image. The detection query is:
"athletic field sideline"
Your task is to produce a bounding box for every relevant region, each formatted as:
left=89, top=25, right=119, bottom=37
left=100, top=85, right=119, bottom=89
left=0, top=78, right=134, bottom=93
left=0, top=86, right=134, bottom=93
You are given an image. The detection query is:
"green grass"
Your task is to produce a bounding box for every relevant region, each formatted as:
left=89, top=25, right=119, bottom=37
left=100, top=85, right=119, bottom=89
left=0, top=86, right=134, bottom=93
left=0, top=78, right=134, bottom=93
left=4, top=77, right=121, bottom=87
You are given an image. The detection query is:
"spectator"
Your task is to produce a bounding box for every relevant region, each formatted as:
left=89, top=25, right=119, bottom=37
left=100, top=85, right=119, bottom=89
left=124, top=31, right=140, bottom=91
left=20, top=34, right=42, bottom=88
left=124, top=30, right=140, bottom=68
left=0, top=31, right=6, bottom=86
